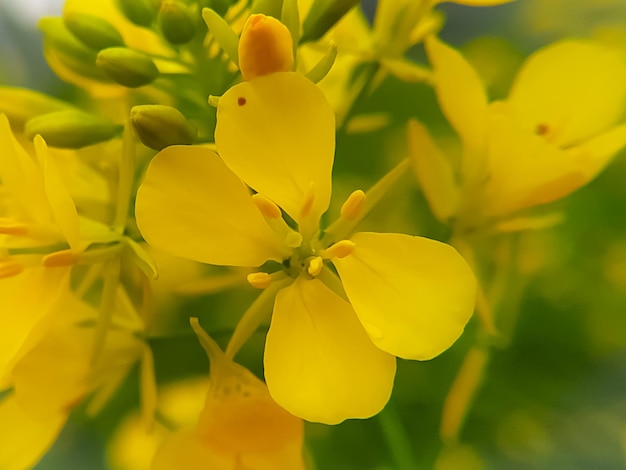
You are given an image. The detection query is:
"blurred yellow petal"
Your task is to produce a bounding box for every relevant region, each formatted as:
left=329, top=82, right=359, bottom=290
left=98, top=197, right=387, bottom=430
left=425, top=36, right=488, bottom=160
left=34, top=136, right=83, bottom=252
left=507, top=40, right=626, bottom=147
left=264, top=278, right=396, bottom=424
left=0, top=395, right=66, bottom=470
left=479, top=104, right=626, bottom=218
left=332, top=232, right=476, bottom=361
left=151, top=430, right=224, bottom=470
left=0, top=268, right=70, bottom=386
left=215, top=72, right=335, bottom=225
left=407, top=119, right=459, bottom=221
left=136, top=146, right=288, bottom=267
left=442, top=0, right=513, bottom=5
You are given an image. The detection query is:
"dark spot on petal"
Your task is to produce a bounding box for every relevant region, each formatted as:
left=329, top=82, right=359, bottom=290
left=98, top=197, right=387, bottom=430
left=535, top=123, right=549, bottom=136
left=238, top=97, right=247, bottom=106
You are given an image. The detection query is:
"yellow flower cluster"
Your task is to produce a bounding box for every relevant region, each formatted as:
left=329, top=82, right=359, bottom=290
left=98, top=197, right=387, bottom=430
left=0, top=0, right=625, bottom=468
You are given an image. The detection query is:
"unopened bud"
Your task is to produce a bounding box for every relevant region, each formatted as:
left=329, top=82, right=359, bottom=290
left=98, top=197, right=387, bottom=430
left=24, top=110, right=123, bottom=149
left=116, top=0, right=158, bottom=27
left=131, top=105, right=197, bottom=150
left=39, top=17, right=107, bottom=81
left=96, top=47, right=159, bottom=88
left=159, top=1, right=197, bottom=45
left=0, top=87, right=69, bottom=130
left=64, top=13, right=125, bottom=51
left=238, top=14, right=293, bottom=81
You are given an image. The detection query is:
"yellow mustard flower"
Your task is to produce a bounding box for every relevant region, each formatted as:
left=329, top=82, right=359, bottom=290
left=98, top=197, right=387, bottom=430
left=151, top=320, right=306, bottom=469
left=135, top=72, right=476, bottom=424
left=0, top=290, right=143, bottom=470
left=0, top=113, right=116, bottom=385
left=409, top=37, right=626, bottom=234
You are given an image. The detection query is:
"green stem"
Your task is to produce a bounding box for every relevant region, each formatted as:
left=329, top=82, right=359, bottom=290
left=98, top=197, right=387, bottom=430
left=322, top=158, right=410, bottom=246
left=113, top=120, right=135, bottom=234
left=90, top=258, right=121, bottom=367
left=378, top=397, right=420, bottom=470
left=224, top=279, right=289, bottom=360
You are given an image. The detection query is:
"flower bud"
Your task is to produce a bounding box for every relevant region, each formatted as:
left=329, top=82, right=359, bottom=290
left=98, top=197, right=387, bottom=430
left=159, top=0, right=197, bottom=45
left=96, top=47, right=159, bottom=88
left=116, top=0, right=158, bottom=27
left=238, top=14, right=293, bottom=81
left=38, top=17, right=107, bottom=81
left=0, top=87, right=69, bottom=130
left=130, top=105, right=197, bottom=150
left=24, top=110, right=123, bottom=149
left=64, top=13, right=125, bottom=51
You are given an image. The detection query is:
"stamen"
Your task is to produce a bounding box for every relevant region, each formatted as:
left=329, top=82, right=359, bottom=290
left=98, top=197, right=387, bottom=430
left=340, top=190, right=366, bottom=221
left=307, top=256, right=324, bottom=277
left=42, top=249, right=78, bottom=267
left=0, top=259, right=23, bottom=278
left=0, top=219, right=28, bottom=236
left=252, top=193, right=282, bottom=219
left=247, top=272, right=272, bottom=289
left=322, top=240, right=356, bottom=259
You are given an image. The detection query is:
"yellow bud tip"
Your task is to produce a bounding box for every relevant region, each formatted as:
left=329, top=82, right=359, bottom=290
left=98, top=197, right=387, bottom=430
left=323, top=240, right=356, bottom=259
left=307, top=256, right=324, bottom=277
left=42, top=249, right=78, bottom=267
left=247, top=271, right=272, bottom=289
left=285, top=231, right=303, bottom=248
left=300, top=181, right=316, bottom=218
left=340, top=189, right=366, bottom=221
left=238, top=14, right=294, bottom=81
left=252, top=193, right=282, bottom=219
left=0, top=259, right=23, bottom=279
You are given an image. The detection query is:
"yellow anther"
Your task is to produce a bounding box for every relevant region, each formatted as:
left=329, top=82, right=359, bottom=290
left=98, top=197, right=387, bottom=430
left=300, top=181, right=316, bottom=218
left=340, top=190, right=366, bottom=221
left=238, top=14, right=294, bottom=81
left=42, top=249, right=78, bottom=267
left=0, top=220, right=29, bottom=236
left=0, top=259, right=23, bottom=279
left=247, top=271, right=272, bottom=289
left=252, top=193, right=282, bottom=219
left=322, top=240, right=356, bottom=259
left=285, top=231, right=303, bottom=248
left=307, top=256, right=324, bottom=277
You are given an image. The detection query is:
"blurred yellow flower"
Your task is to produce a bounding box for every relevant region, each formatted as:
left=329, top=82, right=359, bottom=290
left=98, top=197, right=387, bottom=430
left=410, top=37, right=626, bottom=234
left=136, top=72, right=476, bottom=423
left=0, top=290, right=143, bottom=470
left=151, top=320, right=306, bottom=470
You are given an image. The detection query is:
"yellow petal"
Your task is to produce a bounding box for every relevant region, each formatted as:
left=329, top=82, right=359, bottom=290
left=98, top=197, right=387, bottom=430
left=507, top=40, right=626, bottom=147
left=407, top=119, right=459, bottom=221
left=0, top=114, right=52, bottom=229
left=215, top=72, right=335, bottom=225
left=135, top=146, right=288, bottom=267
left=34, top=136, right=84, bottom=252
left=151, top=430, right=225, bottom=470
left=425, top=36, right=488, bottom=165
left=264, top=278, right=396, bottom=424
left=478, top=104, right=626, bottom=218
left=332, top=232, right=476, bottom=361
left=0, top=395, right=66, bottom=470
left=0, top=268, right=71, bottom=386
